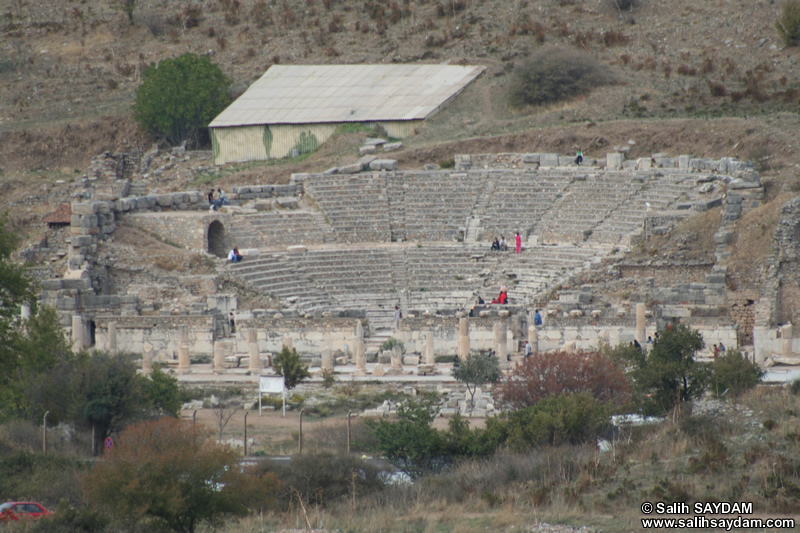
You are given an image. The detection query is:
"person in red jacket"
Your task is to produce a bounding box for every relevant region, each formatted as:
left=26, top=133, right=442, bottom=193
left=492, top=286, right=508, bottom=304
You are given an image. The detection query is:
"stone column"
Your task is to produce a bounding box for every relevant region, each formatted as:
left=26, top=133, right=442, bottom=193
left=71, top=314, right=84, bottom=352
left=20, top=304, right=31, bottom=321
left=389, top=345, right=403, bottom=374
left=107, top=321, right=117, bottom=354
left=494, top=321, right=507, bottom=365
left=142, top=344, right=153, bottom=375
left=353, top=338, right=367, bottom=376
left=425, top=331, right=435, bottom=366
left=321, top=333, right=334, bottom=372
left=636, top=303, right=646, bottom=345
left=177, top=325, right=191, bottom=374
left=458, top=317, right=470, bottom=360
left=563, top=340, right=576, bottom=353
left=248, top=328, right=262, bottom=373
left=781, top=323, right=793, bottom=358
left=213, top=340, right=226, bottom=374
left=528, top=325, right=538, bottom=354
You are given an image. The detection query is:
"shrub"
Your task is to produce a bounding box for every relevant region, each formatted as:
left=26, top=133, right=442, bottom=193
left=263, top=453, right=385, bottom=508
left=710, top=349, right=764, bottom=398
left=380, top=337, right=405, bottom=353
left=608, top=0, right=637, bottom=11
left=133, top=53, right=231, bottom=147
left=776, top=0, right=800, bottom=46
left=499, top=393, right=610, bottom=451
left=273, top=346, right=310, bottom=389
left=496, top=350, right=630, bottom=410
left=508, top=48, right=614, bottom=108
left=791, top=378, right=800, bottom=396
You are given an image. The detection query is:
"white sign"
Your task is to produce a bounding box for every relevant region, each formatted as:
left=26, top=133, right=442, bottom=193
left=259, top=376, right=285, bottom=394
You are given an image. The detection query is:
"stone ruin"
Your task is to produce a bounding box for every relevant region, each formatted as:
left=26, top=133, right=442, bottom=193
left=23, top=146, right=800, bottom=387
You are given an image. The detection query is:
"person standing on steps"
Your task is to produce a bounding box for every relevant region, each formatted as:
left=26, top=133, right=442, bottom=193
left=575, top=150, right=583, bottom=165
left=515, top=232, right=522, bottom=254
left=393, top=305, right=402, bottom=330
left=534, top=309, right=543, bottom=326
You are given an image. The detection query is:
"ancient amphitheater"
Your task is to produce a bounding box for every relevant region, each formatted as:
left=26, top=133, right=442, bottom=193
left=33, top=146, right=798, bottom=380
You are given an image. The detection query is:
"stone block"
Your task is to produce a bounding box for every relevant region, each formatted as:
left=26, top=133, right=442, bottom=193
left=323, top=167, right=339, bottom=175
left=636, top=157, right=652, bottom=169
left=339, top=163, right=363, bottom=174
left=522, top=153, right=540, bottom=164
left=403, top=355, right=420, bottom=365
left=71, top=203, right=95, bottom=215
left=694, top=196, right=723, bottom=211
left=540, top=153, right=560, bottom=167
left=678, top=155, right=690, bottom=168
left=276, top=197, right=298, bottom=209
left=383, top=142, right=402, bottom=152
left=606, top=153, right=624, bottom=169
left=365, top=138, right=387, bottom=146
left=359, top=145, right=377, bottom=155
left=369, top=159, right=397, bottom=171
left=729, top=178, right=761, bottom=190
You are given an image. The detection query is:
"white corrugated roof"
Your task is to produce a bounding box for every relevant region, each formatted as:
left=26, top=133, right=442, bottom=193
left=209, top=64, right=485, bottom=128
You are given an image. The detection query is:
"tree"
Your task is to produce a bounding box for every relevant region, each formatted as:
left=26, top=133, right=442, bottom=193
left=273, top=346, right=310, bottom=390
left=710, top=349, right=764, bottom=398
left=367, top=400, right=447, bottom=479
left=86, top=417, right=280, bottom=533
left=143, top=365, right=182, bottom=417
left=133, top=53, right=231, bottom=147
left=776, top=0, right=800, bottom=46
left=498, top=393, right=610, bottom=451
left=495, top=349, right=630, bottom=410
left=627, top=325, right=710, bottom=416
left=0, top=216, right=37, bottom=419
left=452, top=352, right=501, bottom=407
left=73, top=352, right=148, bottom=454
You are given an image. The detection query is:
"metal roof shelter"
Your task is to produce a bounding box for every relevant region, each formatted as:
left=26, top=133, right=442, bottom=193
left=209, top=64, right=485, bottom=164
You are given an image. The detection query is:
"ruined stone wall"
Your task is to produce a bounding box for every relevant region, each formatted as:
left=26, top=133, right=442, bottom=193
left=124, top=212, right=226, bottom=253
left=618, top=262, right=712, bottom=285
left=95, top=316, right=217, bottom=356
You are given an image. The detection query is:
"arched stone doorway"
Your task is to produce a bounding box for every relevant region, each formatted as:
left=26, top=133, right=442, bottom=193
left=208, top=220, right=227, bottom=258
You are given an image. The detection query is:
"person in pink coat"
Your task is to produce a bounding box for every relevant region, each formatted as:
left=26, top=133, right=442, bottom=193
left=515, top=232, right=522, bottom=254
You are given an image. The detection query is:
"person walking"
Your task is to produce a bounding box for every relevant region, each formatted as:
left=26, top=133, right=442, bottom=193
left=393, top=305, right=402, bottom=330
left=515, top=232, right=522, bottom=254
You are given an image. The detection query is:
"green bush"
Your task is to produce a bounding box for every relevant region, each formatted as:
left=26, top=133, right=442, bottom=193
left=791, top=378, right=800, bottom=396
left=710, top=349, right=764, bottom=398
left=380, top=337, right=405, bottom=353
left=776, top=0, right=800, bottom=46
left=508, top=48, right=614, bottom=108
left=498, top=393, right=610, bottom=451
left=133, top=53, right=231, bottom=147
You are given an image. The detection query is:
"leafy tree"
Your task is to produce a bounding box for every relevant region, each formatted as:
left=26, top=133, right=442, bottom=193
left=497, top=392, right=610, bottom=451
left=73, top=352, right=148, bottom=454
left=452, top=352, right=501, bottom=407
left=86, top=417, right=280, bottom=533
left=710, top=349, right=764, bottom=398
left=0, top=216, right=37, bottom=418
left=367, top=401, right=499, bottom=479
left=626, top=325, right=710, bottom=416
left=273, top=346, right=310, bottom=390
left=143, top=365, right=182, bottom=417
left=495, top=349, right=630, bottom=410
left=776, top=0, right=800, bottom=46
left=133, top=53, right=231, bottom=147
left=367, top=400, right=445, bottom=479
